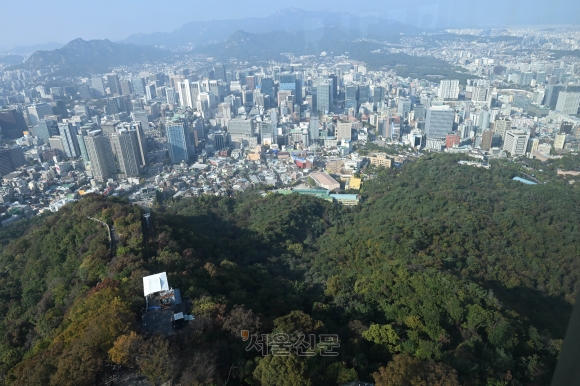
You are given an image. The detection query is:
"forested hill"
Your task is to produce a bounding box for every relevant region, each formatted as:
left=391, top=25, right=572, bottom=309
left=0, top=153, right=578, bottom=385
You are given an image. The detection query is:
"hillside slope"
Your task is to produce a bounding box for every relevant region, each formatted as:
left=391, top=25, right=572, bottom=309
left=0, top=154, right=578, bottom=384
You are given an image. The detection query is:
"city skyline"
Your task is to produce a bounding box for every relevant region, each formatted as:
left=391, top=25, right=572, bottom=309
left=1, top=0, right=579, bottom=51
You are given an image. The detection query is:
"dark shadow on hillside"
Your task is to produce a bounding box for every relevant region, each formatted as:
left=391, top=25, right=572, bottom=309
left=150, top=210, right=325, bottom=317
left=476, top=279, right=573, bottom=339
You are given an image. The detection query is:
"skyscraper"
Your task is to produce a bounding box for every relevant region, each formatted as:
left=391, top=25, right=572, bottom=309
left=315, top=79, right=333, bottom=114
left=58, top=122, right=80, bottom=158
left=309, top=116, right=319, bottom=142
left=84, top=130, right=117, bottom=181
left=111, top=129, right=142, bottom=177
left=120, top=80, right=133, bottom=96
left=503, top=130, right=530, bottom=156
left=166, top=120, right=193, bottom=164
left=438, top=80, right=460, bottom=100
left=543, top=85, right=565, bottom=108
left=0, top=109, right=26, bottom=139
left=106, top=74, right=121, bottom=95
left=425, top=106, right=455, bottom=139
left=131, top=77, right=146, bottom=96
left=555, top=92, right=580, bottom=114
left=91, top=75, right=106, bottom=98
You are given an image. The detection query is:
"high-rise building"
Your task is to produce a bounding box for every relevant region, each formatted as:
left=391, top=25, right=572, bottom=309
left=425, top=106, right=454, bottom=138
left=166, top=120, right=193, bottom=164
left=84, top=130, right=117, bottom=181
left=27, top=103, right=53, bottom=125
left=214, top=64, right=227, bottom=82
left=555, top=92, right=580, bottom=115
left=131, top=77, right=146, bottom=96
left=106, top=74, right=121, bottom=95
left=309, top=116, right=319, bottom=141
left=438, top=80, right=460, bottom=99
left=260, top=77, right=275, bottom=104
left=543, top=85, right=565, bottom=108
left=58, top=122, right=80, bottom=158
left=111, top=129, right=142, bottom=177
left=120, top=80, right=133, bottom=96
left=131, top=110, right=149, bottom=133
left=0, top=147, right=26, bottom=176
left=397, top=98, right=412, bottom=118
left=493, top=118, right=511, bottom=140
left=336, top=122, right=352, bottom=140
left=33, top=120, right=51, bottom=142
left=91, top=75, right=106, bottom=98
left=166, top=87, right=176, bottom=104
left=315, top=79, right=333, bottom=114
left=503, top=130, right=530, bottom=156
left=554, top=133, right=566, bottom=150
left=0, top=109, right=26, bottom=139
left=481, top=130, right=493, bottom=151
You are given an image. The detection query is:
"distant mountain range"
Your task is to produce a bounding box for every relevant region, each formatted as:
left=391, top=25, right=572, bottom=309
left=121, top=8, right=425, bottom=48
left=7, top=38, right=174, bottom=75
left=0, top=42, right=62, bottom=55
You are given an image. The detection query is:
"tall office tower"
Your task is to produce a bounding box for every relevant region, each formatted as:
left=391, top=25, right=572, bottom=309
left=372, top=86, right=385, bottom=104
left=27, top=103, right=53, bottom=125
left=145, top=83, right=157, bottom=101
left=246, top=76, right=256, bottom=91
left=309, top=116, right=319, bottom=141
left=425, top=106, right=455, bottom=138
left=377, top=117, right=389, bottom=137
left=438, top=79, right=460, bottom=99
left=166, top=87, right=176, bottom=104
left=472, top=86, right=488, bottom=102
left=413, top=104, right=425, bottom=120
left=336, top=122, right=352, bottom=140
left=359, top=85, right=371, bottom=104
left=58, top=122, right=80, bottom=158
left=120, top=80, right=132, bottom=96
left=214, top=64, right=227, bottom=82
left=77, top=129, right=90, bottom=162
left=272, top=66, right=281, bottom=81
left=166, top=120, right=193, bottom=164
left=478, top=110, right=490, bottom=130
left=535, top=71, right=547, bottom=85
left=106, top=74, right=121, bottom=95
left=520, top=72, right=534, bottom=86
left=125, top=121, right=147, bottom=166
left=554, top=133, right=566, bottom=149
left=0, top=109, right=26, bottom=139
left=33, top=120, right=51, bottom=141
left=555, top=92, right=580, bottom=114
left=78, top=85, right=92, bottom=100
left=111, top=129, right=141, bottom=177
left=131, top=77, right=146, bottom=96
left=91, top=75, right=106, bottom=97
left=543, top=85, right=565, bottom=108
left=493, top=118, right=511, bottom=139
left=260, top=77, right=275, bottom=103
left=315, top=79, right=333, bottom=114
left=177, top=80, right=190, bottom=108
left=84, top=130, right=117, bottom=181
left=397, top=98, right=412, bottom=118
left=345, top=84, right=358, bottom=109
left=481, top=130, right=493, bottom=150
left=228, top=118, right=254, bottom=137
left=503, top=130, right=530, bottom=156
left=49, top=136, right=65, bottom=156
left=279, top=73, right=300, bottom=105
left=328, top=75, right=338, bottom=100
left=0, top=147, right=26, bottom=176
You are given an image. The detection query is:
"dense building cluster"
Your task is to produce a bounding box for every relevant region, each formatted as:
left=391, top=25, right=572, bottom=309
left=0, top=24, right=579, bottom=225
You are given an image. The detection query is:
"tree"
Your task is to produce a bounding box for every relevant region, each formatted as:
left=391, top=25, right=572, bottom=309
left=362, top=324, right=402, bottom=353
left=108, top=332, right=144, bottom=368
left=253, top=355, right=311, bottom=386
left=374, top=355, right=459, bottom=386
left=222, top=305, right=262, bottom=337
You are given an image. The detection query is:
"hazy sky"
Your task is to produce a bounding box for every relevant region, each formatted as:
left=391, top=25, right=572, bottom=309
left=0, top=0, right=578, bottom=49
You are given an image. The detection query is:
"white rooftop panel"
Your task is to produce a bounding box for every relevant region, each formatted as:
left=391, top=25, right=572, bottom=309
left=143, top=272, right=169, bottom=296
